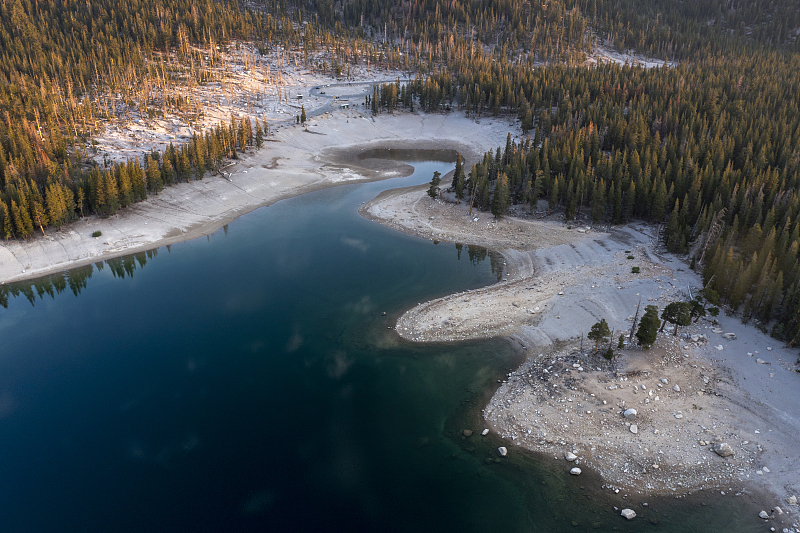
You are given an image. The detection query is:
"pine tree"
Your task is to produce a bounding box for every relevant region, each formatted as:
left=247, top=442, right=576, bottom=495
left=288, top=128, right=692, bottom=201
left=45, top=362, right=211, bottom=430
left=255, top=120, right=264, bottom=149
left=588, top=318, right=611, bottom=353
left=636, top=305, right=660, bottom=347
left=1, top=201, right=13, bottom=240
left=660, top=302, right=692, bottom=335
left=452, top=153, right=465, bottom=202
left=549, top=176, right=560, bottom=212
left=45, top=183, right=67, bottom=228
left=32, top=199, right=48, bottom=235
left=591, top=178, right=606, bottom=222
left=428, top=171, right=441, bottom=199
left=146, top=155, right=163, bottom=193
left=492, top=173, right=510, bottom=218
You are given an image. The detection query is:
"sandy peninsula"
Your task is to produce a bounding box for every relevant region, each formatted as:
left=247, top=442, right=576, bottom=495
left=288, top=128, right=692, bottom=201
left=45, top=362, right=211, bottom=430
left=361, top=186, right=800, bottom=526
left=0, top=110, right=512, bottom=285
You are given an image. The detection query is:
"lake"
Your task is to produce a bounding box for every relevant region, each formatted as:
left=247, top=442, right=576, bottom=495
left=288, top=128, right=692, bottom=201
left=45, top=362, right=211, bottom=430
left=0, top=152, right=759, bottom=532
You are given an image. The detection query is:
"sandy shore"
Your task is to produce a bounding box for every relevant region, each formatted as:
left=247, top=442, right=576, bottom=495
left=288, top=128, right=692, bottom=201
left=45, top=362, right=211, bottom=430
left=362, top=187, right=800, bottom=526
left=0, top=110, right=513, bottom=285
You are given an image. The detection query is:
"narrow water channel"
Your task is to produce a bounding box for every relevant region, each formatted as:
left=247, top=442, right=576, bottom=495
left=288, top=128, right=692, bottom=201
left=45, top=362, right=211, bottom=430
left=0, top=152, right=759, bottom=532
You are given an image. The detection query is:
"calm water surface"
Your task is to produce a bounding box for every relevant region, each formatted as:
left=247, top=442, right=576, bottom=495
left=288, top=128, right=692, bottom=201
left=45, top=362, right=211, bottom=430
left=0, top=153, right=760, bottom=532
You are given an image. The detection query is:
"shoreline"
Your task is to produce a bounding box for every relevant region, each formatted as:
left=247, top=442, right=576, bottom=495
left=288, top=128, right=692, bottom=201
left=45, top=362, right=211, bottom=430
left=361, top=184, right=800, bottom=526
left=0, top=110, right=512, bottom=285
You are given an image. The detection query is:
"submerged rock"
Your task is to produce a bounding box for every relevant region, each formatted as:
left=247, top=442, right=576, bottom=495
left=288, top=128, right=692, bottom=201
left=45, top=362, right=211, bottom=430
left=462, top=429, right=473, bottom=437
left=497, top=447, right=507, bottom=457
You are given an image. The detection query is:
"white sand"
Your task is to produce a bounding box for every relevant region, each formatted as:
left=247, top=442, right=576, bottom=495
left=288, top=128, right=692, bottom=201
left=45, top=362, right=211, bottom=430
left=0, top=110, right=513, bottom=284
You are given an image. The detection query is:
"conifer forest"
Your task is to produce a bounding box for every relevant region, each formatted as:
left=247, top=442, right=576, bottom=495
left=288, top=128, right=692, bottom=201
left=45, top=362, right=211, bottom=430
left=1, top=0, right=800, bottom=344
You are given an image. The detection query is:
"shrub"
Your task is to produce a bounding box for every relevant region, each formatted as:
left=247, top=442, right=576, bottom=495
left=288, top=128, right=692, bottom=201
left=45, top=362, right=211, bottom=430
left=631, top=266, right=640, bottom=273
left=92, top=230, right=102, bottom=238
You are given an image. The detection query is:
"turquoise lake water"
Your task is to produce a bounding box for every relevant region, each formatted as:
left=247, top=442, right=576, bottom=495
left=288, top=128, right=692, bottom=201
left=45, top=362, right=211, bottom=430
left=0, top=153, right=761, bottom=532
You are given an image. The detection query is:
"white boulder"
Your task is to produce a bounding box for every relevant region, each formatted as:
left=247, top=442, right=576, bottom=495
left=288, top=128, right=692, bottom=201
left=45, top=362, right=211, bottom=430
left=713, top=442, right=734, bottom=457
left=497, top=447, right=508, bottom=457
left=621, top=508, right=636, bottom=520
left=565, top=452, right=577, bottom=462
left=570, top=467, right=582, bottom=475
left=623, top=408, right=638, bottom=420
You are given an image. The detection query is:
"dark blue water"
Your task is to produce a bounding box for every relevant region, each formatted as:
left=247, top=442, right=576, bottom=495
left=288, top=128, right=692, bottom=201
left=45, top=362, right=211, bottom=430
left=0, top=154, right=760, bottom=532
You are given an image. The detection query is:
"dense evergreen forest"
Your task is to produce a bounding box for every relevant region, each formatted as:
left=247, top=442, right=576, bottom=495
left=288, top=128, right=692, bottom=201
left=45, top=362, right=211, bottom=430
left=2, top=0, right=800, bottom=343
left=357, top=0, right=800, bottom=346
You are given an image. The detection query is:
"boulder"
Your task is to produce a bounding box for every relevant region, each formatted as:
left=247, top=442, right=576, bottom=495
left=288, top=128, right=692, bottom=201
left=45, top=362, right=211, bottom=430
left=481, top=429, right=490, bottom=436
left=630, top=424, right=638, bottom=434
left=623, top=408, right=638, bottom=420
left=712, top=442, right=734, bottom=457
left=756, top=358, right=767, bottom=364
left=497, top=447, right=508, bottom=457
left=621, top=509, right=636, bottom=520
left=759, top=511, right=769, bottom=519
left=787, top=495, right=797, bottom=505
left=772, top=506, right=783, bottom=515
left=462, top=429, right=473, bottom=437
left=565, top=452, right=578, bottom=462
left=673, top=384, right=681, bottom=392
left=570, top=467, right=582, bottom=475
left=660, top=378, right=668, bottom=384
